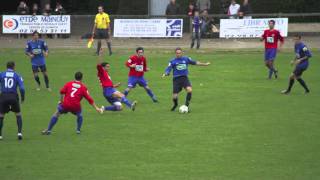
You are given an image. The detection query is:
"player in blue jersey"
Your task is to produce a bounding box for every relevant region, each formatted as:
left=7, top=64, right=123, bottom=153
left=162, top=47, right=210, bottom=111
left=282, top=35, right=312, bottom=94
left=0, top=61, right=25, bottom=140
left=25, top=31, right=51, bottom=91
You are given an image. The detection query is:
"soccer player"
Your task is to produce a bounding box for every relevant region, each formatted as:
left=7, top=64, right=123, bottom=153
left=260, top=20, right=284, bottom=79
left=162, top=47, right=210, bottom=111
left=97, top=49, right=137, bottom=113
left=41, top=72, right=101, bottom=135
left=92, top=5, right=112, bottom=56
left=123, top=47, right=158, bottom=102
left=281, top=35, right=312, bottom=94
left=0, top=61, right=25, bottom=140
left=25, top=31, right=51, bottom=91
left=190, top=10, right=202, bottom=49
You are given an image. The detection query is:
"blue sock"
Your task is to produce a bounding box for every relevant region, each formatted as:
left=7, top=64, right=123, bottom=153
left=104, top=105, right=119, bottom=111
left=124, top=90, right=129, bottom=97
left=146, top=88, right=155, bottom=100
left=76, top=114, right=83, bottom=131
left=16, top=115, right=22, bottom=134
left=48, top=116, right=58, bottom=131
left=121, top=97, right=132, bottom=108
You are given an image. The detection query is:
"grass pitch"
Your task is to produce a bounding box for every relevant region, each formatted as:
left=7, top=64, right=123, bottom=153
left=0, top=48, right=319, bottom=180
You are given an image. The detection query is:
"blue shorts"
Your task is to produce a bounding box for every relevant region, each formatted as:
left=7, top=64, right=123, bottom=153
left=128, top=76, right=148, bottom=88
left=103, top=87, right=121, bottom=105
left=294, top=61, right=309, bottom=77
left=264, top=48, right=277, bottom=61
left=32, top=64, right=47, bottom=73
left=57, top=104, right=82, bottom=116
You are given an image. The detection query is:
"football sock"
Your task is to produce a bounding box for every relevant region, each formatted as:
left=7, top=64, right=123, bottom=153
left=297, top=78, right=309, bottom=92
left=34, top=75, right=41, bottom=86
left=76, top=114, right=83, bottom=131
left=121, top=97, right=132, bottom=108
left=171, top=98, right=178, bottom=111
left=146, top=88, right=155, bottom=100
left=16, top=115, right=22, bottom=134
left=44, top=75, right=50, bottom=88
left=48, top=116, right=58, bottom=131
left=268, top=68, right=274, bottom=79
left=0, top=117, right=3, bottom=136
left=186, top=93, right=192, bottom=106
left=104, top=105, right=119, bottom=111
left=107, top=42, right=112, bottom=55
left=287, top=79, right=295, bottom=92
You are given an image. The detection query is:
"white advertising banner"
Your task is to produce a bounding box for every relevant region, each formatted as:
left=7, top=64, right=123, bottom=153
left=2, top=15, right=71, bottom=34
left=219, top=18, right=288, bottom=38
left=114, top=19, right=183, bottom=37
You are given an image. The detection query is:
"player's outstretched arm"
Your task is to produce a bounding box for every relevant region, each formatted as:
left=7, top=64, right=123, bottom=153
left=162, top=62, right=172, bottom=77
left=92, top=103, right=103, bottom=113
left=196, top=61, right=211, bottom=66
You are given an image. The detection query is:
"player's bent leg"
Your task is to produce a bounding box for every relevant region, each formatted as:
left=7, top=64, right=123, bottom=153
left=282, top=74, right=295, bottom=94
left=42, top=71, right=50, bottom=90
left=14, top=112, right=23, bottom=140
left=171, top=93, right=179, bottom=111
left=43, top=111, right=61, bottom=135
left=113, top=91, right=135, bottom=110
left=185, top=86, right=193, bottom=107
left=33, top=71, right=41, bottom=90
left=143, top=86, right=158, bottom=103
left=75, top=112, right=83, bottom=134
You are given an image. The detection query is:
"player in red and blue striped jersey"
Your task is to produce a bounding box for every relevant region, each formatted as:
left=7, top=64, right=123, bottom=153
left=260, top=20, right=284, bottom=79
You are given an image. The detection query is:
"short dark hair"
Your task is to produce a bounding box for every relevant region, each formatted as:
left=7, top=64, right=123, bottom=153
left=101, top=62, right=109, bottom=67
left=136, top=47, right=144, bottom=53
left=75, top=71, right=83, bottom=81
left=7, top=61, right=15, bottom=69
left=175, top=47, right=182, bottom=52
left=269, top=20, right=275, bottom=25
left=32, top=31, right=39, bottom=36
left=98, top=5, right=104, bottom=9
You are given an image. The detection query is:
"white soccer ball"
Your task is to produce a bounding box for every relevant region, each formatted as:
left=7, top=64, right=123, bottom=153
left=179, top=105, right=189, bottom=113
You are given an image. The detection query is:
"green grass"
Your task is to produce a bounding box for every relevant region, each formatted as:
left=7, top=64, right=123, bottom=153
left=0, top=48, right=319, bottom=180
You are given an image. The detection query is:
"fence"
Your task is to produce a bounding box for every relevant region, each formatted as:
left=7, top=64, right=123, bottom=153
left=1, top=13, right=320, bottom=37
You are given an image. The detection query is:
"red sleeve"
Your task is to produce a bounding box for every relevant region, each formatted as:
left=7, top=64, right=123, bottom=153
left=261, top=30, right=266, bottom=39
left=97, top=64, right=104, bottom=73
left=60, top=83, right=68, bottom=94
left=143, top=57, right=147, bottom=72
left=82, top=86, right=94, bottom=105
left=126, top=56, right=134, bottom=68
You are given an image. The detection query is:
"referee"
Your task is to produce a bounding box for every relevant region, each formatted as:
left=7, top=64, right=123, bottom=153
left=92, top=5, right=112, bottom=56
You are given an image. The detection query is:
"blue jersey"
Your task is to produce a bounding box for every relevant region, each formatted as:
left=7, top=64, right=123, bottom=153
left=0, top=69, right=25, bottom=98
left=295, top=42, right=312, bottom=64
left=192, top=16, right=202, bottom=33
left=25, top=39, right=48, bottom=66
left=165, top=56, right=197, bottom=78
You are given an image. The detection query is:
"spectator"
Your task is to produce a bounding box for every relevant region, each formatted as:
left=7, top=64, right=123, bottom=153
left=43, top=3, right=53, bottom=38
left=191, top=10, right=202, bottom=49
left=17, top=1, right=29, bottom=15
left=200, top=10, right=216, bottom=37
left=220, top=0, right=229, bottom=14
left=17, top=1, right=29, bottom=39
left=54, top=2, right=66, bottom=15
left=42, top=3, right=52, bottom=16
left=187, top=2, right=196, bottom=17
left=165, top=0, right=181, bottom=15
left=196, top=0, right=211, bottom=13
left=239, top=0, right=252, bottom=19
left=228, top=0, right=240, bottom=19
left=31, top=3, right=40, bottom=16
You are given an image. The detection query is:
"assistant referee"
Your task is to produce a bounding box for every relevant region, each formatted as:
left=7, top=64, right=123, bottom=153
left=92, top=5, right=112, bottom=56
